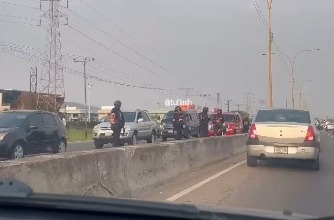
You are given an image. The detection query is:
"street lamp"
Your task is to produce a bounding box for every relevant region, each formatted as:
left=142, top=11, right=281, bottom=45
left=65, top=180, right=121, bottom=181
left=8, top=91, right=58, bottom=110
left=88, top=83, right=93, bottom=123
left=262, top=48, right=320, bottom=109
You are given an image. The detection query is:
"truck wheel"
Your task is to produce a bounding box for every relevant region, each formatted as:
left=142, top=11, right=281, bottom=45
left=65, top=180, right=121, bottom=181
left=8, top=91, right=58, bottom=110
left=147, top=132, right=156, bottom=143
left=247, top=156, right=257, bottom=167
left=129, top=134, right=138, bottom=145
left=162, top=136, right=167, bottom=142
left=94, top=141, right=104, bottom=149
left=10, top=142, right=25, bottom=159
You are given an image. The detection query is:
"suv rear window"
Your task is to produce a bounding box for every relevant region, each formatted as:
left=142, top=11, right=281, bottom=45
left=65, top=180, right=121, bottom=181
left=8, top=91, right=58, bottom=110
left=162, top=112, right=174, bottom=122
left=0, top=112, right=28, bottom=128
left=255, top=110, right=311, bottom=124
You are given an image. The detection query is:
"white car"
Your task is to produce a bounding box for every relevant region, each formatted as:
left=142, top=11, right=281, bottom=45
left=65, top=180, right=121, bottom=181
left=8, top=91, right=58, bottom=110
left=246, top=109, right=320, bottom=170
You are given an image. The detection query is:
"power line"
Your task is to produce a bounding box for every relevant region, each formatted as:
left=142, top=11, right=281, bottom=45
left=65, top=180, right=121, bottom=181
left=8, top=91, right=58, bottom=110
left=62, top=38, right=149, bottom=85
left=62, top=6, right=180, bottom=81
left=0, top=19, right=41, bottom=27
left=77, top=0, right=156, bottom=55
left=251, top=0, right=288, bottom=70
left=63, top=66, right=166, bottom=91
left=66, top=24, right=161, bottom=78
left=0, top=13, right=40, bottom=21
left=68, top=0, right=183, bottom=81
left=0, top=1, right=39, bottom=10
left=61, top=37, right=159, bottom=88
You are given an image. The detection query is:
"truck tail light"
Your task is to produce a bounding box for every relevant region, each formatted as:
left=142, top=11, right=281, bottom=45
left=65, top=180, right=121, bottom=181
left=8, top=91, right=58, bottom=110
left=249, top=124, right=258, bottom=139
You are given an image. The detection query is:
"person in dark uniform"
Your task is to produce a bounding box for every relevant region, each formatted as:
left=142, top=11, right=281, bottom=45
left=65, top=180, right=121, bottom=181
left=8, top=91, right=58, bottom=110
left=198, top=107, right=209, bottom=137
left=109, top=100, right=125, bottom=147
left=172, top=106, right=185, bottom=140
left=213, top=109, right=225, bottom=136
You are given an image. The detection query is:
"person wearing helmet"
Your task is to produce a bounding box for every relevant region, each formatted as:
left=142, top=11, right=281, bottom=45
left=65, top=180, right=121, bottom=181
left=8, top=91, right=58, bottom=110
left=172, top=106, right=185, bottom=140
left=109, top=100, right=125, bottom=147
left=198, top=107, right=209, bottom=137
left=213, top=109, right=225, bottom=136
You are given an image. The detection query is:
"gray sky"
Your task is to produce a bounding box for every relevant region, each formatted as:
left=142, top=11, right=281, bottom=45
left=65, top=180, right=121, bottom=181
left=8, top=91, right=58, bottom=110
left=0, top=0, right=333, bottom=117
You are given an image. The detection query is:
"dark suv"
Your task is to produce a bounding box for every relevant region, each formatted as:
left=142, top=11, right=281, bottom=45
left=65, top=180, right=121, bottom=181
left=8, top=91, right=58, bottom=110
left=0, top=110, right=67, bottom=159
left=160, top=110, right=200, bottom=141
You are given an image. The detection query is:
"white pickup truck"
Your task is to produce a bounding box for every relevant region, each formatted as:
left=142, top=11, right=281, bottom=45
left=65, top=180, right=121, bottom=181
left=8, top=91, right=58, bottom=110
left=92, top=109, right=159, bottom=148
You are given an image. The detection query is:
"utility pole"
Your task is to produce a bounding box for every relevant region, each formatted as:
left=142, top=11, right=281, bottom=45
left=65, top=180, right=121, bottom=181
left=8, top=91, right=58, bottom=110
left=185, top=88, right=192, bottom=100
left=235, top=104, right=243, bottom=111
left=88, top=83, right=93, bottom=123
left=267, top=0, right=273, bottom=108
left=200, top=94, right=211, bottom=107
left=216, top=93, right=220, bottom=108
left=37, top=0, right=65, bottom=112
left=226, top=100, right=232, bottom=112
left=74, top=57, right=94, bottom=139
left=299, top=85, right=302, bottom=109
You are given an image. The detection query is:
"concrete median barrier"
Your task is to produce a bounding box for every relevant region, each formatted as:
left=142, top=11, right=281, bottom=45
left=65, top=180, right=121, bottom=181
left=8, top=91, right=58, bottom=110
left=0, top=134, right=247, bottom=198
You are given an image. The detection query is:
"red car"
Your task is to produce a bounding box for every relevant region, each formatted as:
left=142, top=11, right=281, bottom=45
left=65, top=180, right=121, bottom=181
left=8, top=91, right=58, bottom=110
left=223, top=112, right=243, bottom=135
left=207, top=113, right=223, bottom=136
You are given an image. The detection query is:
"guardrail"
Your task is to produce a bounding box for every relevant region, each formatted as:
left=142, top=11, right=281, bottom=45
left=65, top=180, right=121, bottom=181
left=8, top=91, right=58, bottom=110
left=0, top=135, right=247, bottom=198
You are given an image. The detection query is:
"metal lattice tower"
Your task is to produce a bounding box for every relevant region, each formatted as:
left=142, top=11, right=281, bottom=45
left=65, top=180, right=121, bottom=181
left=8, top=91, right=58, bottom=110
left=30, top=67, right=38, bottom=93
left=37, top=0, right=65, bottom=112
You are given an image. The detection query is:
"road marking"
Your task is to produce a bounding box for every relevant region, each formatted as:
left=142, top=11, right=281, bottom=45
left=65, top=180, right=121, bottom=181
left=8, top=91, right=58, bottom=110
left=165, top=160, right=246, bottom=201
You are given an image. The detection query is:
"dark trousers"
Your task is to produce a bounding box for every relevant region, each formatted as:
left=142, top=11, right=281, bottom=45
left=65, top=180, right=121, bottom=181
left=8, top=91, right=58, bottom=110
left=112, top=127, right=122, bottom=147
left=174, top=126, right=183, bottom=140
left=199, top=124, right=208, bottom=137
left=214, top=124, right=222, bottom=136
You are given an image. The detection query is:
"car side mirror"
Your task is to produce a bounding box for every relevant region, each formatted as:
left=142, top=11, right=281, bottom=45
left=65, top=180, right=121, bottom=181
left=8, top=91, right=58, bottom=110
left=28, top=125, right=38, bottom=131
left=137, top=118, right=144, bottom=123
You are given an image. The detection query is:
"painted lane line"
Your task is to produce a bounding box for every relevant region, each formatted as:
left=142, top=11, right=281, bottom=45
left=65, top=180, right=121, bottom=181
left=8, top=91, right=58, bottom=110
left=165, top=160, right=246, bottom=201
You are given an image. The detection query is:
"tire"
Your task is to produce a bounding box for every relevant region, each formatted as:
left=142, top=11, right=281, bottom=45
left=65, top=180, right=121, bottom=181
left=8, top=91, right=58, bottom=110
left=147, top=132, right=156, bottom=143
left=162, top=136, right=167, bottom=142
left=309, top=157, right=320, bottom=171
left=129, top=133, right=138, bottom=145
left=10, top=142, right=24, bottom=159
left=53, top=139, right=67, bottom=153
left=247, top=156, right=257, bottom=167
left=94, top=141, right=104, bottom=149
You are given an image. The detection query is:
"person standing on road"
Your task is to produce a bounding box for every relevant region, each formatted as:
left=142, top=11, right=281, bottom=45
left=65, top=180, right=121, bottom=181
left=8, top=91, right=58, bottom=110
left=198, top=107, right=209, bottom=137
left=173, top=106, right=185, bottom=140
left=109, top=100, right=125, bottom=147
left=213, top=109, right=225, bottom=136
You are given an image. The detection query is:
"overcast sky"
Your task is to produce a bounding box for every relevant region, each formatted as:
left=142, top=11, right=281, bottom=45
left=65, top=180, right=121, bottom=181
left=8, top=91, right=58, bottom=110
left=0, top=0, right=333, bottom=117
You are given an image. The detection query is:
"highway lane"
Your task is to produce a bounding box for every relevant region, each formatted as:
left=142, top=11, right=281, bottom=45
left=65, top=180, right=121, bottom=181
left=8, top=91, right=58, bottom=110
left=138, top=132, right=334, bottom=217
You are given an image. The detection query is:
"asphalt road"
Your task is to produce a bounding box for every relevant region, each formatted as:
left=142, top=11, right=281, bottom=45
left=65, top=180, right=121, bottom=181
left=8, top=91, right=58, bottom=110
left=138, top=132, right=334, bottom=217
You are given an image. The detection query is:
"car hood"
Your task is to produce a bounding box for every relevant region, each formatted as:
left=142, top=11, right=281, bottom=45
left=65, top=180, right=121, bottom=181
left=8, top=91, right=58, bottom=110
left=0, top=127, right=19, bottom=133
left=161, top=121, right=173, bottom=126
left=96, top=122, right=137, bottom=128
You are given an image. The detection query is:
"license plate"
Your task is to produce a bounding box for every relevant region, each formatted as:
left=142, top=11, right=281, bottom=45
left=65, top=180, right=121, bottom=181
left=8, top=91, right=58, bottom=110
left=105, top=132, right=113, bottom=136
left=275, top=147, right=288, bottom=154
left=168, top=130, right=174, bottom=134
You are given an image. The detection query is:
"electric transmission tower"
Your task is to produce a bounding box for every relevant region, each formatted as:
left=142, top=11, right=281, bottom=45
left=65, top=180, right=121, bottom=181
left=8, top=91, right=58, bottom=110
left=29, top=67, right=38, bottom=93
left=37, top=0, right=65, bottom=112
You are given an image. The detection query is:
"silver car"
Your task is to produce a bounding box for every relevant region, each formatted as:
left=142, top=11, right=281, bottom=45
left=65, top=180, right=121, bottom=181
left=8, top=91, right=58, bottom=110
left=93, top=109, right=159, bottom=148
left=246, top=109, right=320, bottom=170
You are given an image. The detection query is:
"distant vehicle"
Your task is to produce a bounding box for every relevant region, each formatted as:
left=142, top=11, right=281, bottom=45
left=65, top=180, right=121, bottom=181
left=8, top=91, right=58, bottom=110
left=207, top=113, right=222, bottom=136
left=160, top=110, right=200, bottom=141
left=0, top=110, right=67, bottom=159
left=247, top=109, right=320, bottom=170
left=92, top=109, right=159, bottom=148
left=223, top=112, right=243, bottom=135
left=325, top=119, right=334, bottom=131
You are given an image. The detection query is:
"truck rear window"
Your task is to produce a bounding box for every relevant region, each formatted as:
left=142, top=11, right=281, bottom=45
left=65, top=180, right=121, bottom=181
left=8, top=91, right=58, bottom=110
left=255, top=110, right=311, bottom=124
